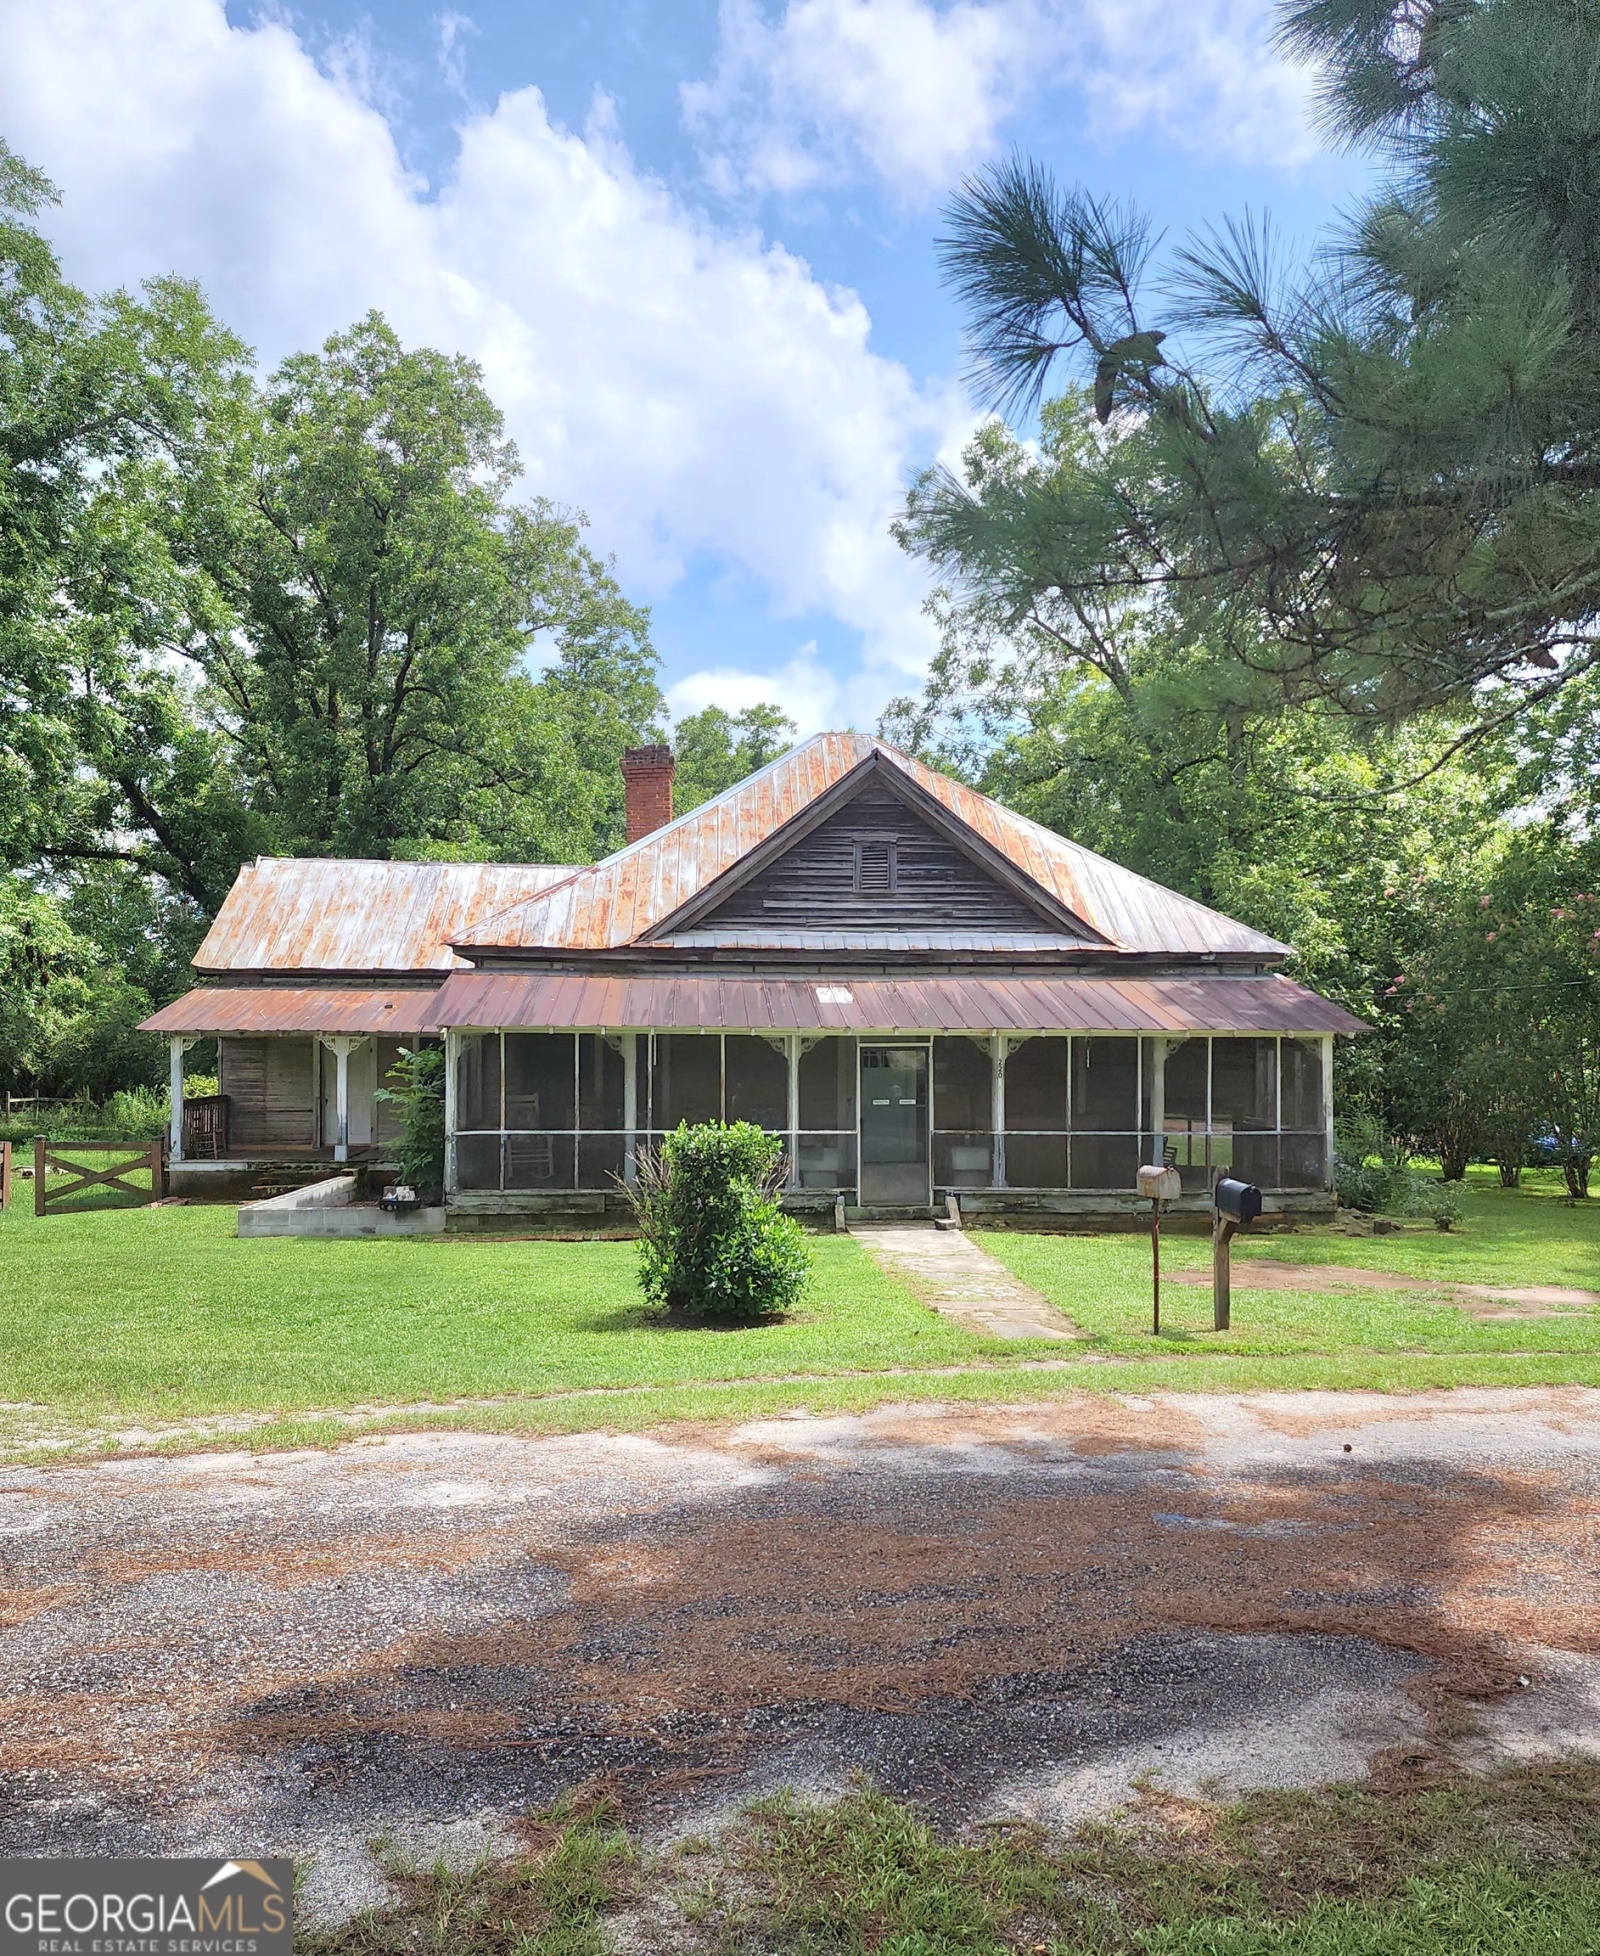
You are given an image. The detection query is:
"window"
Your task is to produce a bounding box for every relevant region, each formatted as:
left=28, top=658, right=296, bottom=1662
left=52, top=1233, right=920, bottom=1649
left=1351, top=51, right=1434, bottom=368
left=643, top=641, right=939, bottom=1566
left=853, top=835, right=897, bottom=894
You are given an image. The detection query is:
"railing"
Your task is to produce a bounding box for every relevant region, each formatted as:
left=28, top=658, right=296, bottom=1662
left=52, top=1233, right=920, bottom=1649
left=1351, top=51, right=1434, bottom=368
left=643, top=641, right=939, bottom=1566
left=934, top=1129, right=1330, bottom=1193
left=452, top=1127, right=1331, bottom=1197
left=32, top=1138, right=166, bottom=1217
left=181, top=1094, right=230, bottom=1160
left=453, top=1128, right=861, bottom=1193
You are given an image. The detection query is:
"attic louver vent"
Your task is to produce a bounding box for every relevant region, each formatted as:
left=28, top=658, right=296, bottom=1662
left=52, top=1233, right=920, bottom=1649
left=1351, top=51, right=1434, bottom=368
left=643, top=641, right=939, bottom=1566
left=853, top=836, right=896, bottom=896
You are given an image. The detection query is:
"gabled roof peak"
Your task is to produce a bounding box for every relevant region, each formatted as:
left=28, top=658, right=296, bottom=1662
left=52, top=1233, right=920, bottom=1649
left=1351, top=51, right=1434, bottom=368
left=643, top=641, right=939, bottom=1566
left=454, top=731, right=1288, bottom=961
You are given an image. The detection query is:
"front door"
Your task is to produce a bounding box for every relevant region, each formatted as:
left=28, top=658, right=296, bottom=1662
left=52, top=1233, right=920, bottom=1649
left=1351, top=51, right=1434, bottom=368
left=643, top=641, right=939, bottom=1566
left=858, top=1044, right=930, bottom=1206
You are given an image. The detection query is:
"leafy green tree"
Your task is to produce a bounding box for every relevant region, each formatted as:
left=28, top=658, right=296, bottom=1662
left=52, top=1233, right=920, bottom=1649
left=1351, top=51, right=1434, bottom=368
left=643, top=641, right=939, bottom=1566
left=1391, top=836, right=1600, bottom=1191
left=0, top=146, right=259, bottom=909
left=0, top=149, right=670, bottom=1100
left=929, top=0, right=1600, bottom=752
left=0, top=874, right=158, bottom=1098
left=183, top=313, right=661, bottom=867
left=672, top=703, right=797, bottom=813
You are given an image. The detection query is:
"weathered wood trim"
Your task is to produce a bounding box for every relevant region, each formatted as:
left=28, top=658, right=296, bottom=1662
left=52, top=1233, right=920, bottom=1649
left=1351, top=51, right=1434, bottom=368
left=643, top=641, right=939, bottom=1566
left=640, top=751, right=1110, bottom=946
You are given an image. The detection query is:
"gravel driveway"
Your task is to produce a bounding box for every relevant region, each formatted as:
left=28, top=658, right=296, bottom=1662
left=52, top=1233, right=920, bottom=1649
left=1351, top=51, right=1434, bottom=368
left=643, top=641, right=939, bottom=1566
left=3, top=1388, right=1598, bottom=1922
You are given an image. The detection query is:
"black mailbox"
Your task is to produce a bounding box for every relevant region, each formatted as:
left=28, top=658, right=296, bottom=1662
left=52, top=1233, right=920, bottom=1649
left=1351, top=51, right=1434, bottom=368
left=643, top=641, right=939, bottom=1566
left=1213, top=1176, right=1262, bottom=1223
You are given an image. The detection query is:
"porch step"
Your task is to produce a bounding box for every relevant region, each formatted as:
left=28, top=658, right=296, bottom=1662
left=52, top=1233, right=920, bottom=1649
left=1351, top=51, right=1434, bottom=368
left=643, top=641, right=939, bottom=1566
left=246, top=1167, right=341, bottom=1201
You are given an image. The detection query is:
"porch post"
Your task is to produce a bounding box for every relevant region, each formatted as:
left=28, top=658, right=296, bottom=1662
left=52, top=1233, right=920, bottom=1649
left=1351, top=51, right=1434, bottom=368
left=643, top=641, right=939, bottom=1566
left=335, top=1041, right=351, bottom=1162
left=320, top=1035, right=363, bottom=1163
left=1321, top=1033, right=1336, bottom=1191
left=167, top=1036, right=193, bottom=1163
left=1149, top=1037, right=1166, bottom=1153
left=622, top=1032, right=639, bottom=1183
left=786, top=1033, right=801, bottom=1189
left=443, top=1029, right=459, bottom=1196
left=990, top=1033, right=1007, bottom=1189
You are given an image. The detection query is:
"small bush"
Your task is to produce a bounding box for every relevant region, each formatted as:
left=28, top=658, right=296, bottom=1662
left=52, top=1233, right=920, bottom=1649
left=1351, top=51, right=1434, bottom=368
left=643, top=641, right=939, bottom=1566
left=1333, top=1150, right=1392, bottom=1213
left=629, top=1121, right=810, bottom=1321
left=1397, top=1172, right=1464, bottom=1231
left=1334, top=1116, right=1465, bottom=1228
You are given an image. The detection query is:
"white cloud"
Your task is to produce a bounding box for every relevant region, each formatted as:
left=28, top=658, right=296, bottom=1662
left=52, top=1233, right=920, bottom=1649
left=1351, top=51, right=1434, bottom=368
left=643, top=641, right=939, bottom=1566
left=0, top=0, right=959, bottom=700
left=1076, top=0, right=1317, bottom=166
left=686, top=0, right=1318, bottom=208
left=667, top=645, right=846, bottom=737
left=437, top=11, right=477, bottom=99
left=685, top=0, right=1042, bottom=206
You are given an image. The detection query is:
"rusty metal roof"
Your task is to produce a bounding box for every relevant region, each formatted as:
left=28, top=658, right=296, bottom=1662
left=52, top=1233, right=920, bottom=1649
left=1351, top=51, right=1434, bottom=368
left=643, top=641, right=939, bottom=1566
left=194, top=859, right=579, bottom=975
left=140, top=988, right=444, bottom=1036
left=428, top=971, right=1364, bottom=1036
left=454, top=735, right=1287, bottom=959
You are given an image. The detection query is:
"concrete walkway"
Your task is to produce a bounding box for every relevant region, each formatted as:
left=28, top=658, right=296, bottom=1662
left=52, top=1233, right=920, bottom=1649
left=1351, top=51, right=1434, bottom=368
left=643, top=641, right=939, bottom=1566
left=851, top=1222, right=1081, bottom=1340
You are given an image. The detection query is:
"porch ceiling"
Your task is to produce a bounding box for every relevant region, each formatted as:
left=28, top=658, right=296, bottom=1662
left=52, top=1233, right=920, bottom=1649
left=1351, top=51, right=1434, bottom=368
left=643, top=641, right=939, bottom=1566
left=139, top=987, right=443, bottom=1036
left=427, top=972, right=1367, bottom=1036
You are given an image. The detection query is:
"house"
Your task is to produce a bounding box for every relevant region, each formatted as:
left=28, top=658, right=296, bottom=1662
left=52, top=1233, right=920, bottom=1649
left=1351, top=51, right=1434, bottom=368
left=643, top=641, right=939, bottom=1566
left=141, top=734, right=1362, bottom=1221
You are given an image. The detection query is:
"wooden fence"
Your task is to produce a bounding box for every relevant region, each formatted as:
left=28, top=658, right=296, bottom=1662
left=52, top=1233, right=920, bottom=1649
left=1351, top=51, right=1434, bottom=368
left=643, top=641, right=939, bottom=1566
left=31, top=1138, right=166, bottom=1217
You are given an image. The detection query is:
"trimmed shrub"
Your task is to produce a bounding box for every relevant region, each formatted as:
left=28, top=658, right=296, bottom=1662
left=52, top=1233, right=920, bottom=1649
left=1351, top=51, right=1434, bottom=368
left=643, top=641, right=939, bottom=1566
left=630, top=1121, right=810, bottom=1321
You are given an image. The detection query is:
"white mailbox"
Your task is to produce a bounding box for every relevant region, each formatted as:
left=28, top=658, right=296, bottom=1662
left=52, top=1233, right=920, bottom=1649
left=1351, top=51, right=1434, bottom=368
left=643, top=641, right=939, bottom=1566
left=1137, top=1163, right=1182, bottom=1203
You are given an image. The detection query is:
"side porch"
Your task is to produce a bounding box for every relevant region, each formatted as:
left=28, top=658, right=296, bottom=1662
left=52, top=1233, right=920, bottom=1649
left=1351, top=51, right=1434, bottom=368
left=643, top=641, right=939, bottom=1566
left=142, top=987, right=444, bottom=1197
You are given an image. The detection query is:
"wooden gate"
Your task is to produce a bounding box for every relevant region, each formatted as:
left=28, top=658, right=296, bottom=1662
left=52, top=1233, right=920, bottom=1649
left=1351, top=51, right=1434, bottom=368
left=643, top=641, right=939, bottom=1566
left=33, top=1138, right=166, bottom=1217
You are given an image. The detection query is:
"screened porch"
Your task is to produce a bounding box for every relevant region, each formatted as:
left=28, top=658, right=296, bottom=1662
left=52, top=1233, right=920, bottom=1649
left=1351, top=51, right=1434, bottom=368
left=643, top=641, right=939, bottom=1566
left=446, top=1029, right=1332, bottom=1200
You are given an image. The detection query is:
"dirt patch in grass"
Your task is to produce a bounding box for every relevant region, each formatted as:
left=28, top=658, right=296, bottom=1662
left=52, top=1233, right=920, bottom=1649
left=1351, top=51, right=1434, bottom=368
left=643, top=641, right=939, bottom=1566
left=1167, top=1260, right=1600, bottom=1318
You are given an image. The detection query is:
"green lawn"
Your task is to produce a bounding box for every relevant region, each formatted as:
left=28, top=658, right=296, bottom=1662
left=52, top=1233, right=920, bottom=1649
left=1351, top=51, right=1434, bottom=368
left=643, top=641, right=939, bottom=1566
left=0, top=1199, right=987, bottom=1445
left=2, top=1167, right=1598, bottom=1460
left=980, top=1167, right=1600, bottom=1360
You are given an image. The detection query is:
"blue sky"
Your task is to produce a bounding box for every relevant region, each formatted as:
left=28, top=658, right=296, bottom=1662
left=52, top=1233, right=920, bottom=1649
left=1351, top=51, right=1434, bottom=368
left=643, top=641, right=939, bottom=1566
left=3, top=0, right=1369, bottom=732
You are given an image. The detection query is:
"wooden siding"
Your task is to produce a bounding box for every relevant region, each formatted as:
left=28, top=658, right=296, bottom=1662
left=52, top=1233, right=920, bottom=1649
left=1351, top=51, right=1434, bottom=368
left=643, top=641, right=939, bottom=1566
left=701, top=786, right=1060, bottom=934
left=220, top=1036, right=317, bottom=1148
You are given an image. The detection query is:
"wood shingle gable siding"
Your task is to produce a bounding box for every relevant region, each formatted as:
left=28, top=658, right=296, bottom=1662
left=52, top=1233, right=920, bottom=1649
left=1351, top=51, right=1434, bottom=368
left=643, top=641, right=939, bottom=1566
left=699, top=785, right=1071, bottom=935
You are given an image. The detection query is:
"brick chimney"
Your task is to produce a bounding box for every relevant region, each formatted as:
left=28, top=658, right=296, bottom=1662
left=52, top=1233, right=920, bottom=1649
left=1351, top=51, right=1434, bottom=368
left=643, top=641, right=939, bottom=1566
left=621, top=745, right=675, bottom=842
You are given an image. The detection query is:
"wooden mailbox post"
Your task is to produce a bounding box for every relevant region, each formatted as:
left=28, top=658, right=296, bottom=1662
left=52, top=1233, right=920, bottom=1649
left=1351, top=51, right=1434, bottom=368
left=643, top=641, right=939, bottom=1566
left=1211, top=1173, right=1262, bottom=1331
left=1137, top=1160, right=1183, bottom=1334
